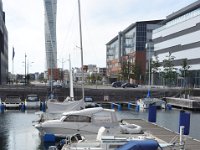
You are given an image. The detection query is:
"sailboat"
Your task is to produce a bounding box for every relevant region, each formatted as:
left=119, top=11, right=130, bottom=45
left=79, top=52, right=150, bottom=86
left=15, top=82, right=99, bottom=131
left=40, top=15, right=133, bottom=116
left=46, top=0, right=85, bottom=114
left=136, top=42, right=166, bottom=109
left=46, top=55, right=85, bottom=113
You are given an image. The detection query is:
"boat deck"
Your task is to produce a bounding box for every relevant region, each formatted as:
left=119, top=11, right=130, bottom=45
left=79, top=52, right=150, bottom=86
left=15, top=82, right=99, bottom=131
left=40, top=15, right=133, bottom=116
left=125, top=119, right=200, bottom=150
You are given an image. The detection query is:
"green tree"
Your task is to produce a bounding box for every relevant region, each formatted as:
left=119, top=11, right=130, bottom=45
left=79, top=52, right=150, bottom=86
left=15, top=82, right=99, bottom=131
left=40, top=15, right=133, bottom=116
left=151, top=53, right=161, bottom=85
left=179, top=58, right=191, bottom=89
left=129, top=63, right=142, bottom=82
left=96, top=75, right=102, bottom=81
left=90, top=74, right=96, bottom=83
left=119, top=61, right=129, bottom=81
left=163, top=52, right=177, bottom=86
left=151, top=53, right=161, bottom=73
left=179, top=58, right=190, bottom=78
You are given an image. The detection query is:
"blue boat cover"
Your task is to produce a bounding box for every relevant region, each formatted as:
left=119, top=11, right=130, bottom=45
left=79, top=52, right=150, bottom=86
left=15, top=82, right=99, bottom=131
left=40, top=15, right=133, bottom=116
left=117, top=139, right=159, bottom=150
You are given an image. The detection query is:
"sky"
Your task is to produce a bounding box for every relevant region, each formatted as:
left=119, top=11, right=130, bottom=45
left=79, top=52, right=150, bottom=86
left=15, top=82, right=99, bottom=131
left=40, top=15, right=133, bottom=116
left=2, top=0, right=197, bottom=74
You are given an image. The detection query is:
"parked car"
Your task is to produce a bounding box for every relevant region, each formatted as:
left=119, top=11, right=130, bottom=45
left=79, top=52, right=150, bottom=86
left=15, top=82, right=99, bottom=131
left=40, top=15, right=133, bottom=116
left=121, top=83, right=138, bottom=88
left=111, top=81, right=123, bottom=88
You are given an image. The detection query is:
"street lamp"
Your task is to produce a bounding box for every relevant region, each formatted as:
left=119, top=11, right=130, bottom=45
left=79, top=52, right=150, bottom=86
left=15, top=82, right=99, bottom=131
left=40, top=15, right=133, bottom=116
left=27, top=61, right=34, bottom=83
left=145, top=40, right=154, bottom=90
left=94, top=67, right=98, bottom=89
left=27, top=61, right=34, bottom=74
left=24, top=53, right=27, bottom=85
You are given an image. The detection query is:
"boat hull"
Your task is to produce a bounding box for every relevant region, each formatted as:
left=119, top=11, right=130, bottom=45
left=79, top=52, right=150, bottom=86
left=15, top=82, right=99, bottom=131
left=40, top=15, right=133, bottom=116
left=25, top=101, right=40, bottom=108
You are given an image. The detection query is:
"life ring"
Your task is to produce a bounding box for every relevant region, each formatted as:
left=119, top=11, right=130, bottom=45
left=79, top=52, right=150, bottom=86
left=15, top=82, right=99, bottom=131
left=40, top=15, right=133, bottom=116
left=120, top=123, right=143, bottom=134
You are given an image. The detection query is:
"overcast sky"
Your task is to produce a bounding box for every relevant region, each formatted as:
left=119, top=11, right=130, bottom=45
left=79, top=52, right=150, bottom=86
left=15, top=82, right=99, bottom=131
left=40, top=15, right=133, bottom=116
left=3, top=0, right=197, bottom=74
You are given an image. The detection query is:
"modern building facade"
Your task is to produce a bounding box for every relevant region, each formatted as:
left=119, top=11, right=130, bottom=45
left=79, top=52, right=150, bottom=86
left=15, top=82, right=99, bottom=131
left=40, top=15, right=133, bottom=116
left=152, top=0, right=200, bottom=87
left=0, top=0, right=8, bottom=85
left=44, top=0, right=57, bottom=71
left=106, top=20, right=163, bottom=84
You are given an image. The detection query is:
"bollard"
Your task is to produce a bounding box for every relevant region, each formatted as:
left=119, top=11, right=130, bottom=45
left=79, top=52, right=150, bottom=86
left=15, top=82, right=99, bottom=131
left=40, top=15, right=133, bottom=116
left=43, top=134, right=55, bottom=142
left=128, top=103, right=131, bottom=110
left=42, top=102, right=46, bottom=112
left=179, top=110, right=190, bottom=135
left=19, top=104, right=22, bottom=110
left=0, top=104, right=5, bottom=113
left=179, top=126, right=184, bottom=145
left=118, top=104, right=121, bottom=111
left=148, top=105, right=157, bottom=122
left=111, top=103, right=114, bottom=109
left=135, top=104, right=140, bottom=112
left=21, top=103, right=26, bottom=111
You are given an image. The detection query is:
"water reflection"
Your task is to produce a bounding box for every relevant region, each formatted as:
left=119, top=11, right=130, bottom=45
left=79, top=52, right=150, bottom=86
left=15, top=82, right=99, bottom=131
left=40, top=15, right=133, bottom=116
left=0, top=110, right=42, bottom=150
left=117, top=108, right=200, bottom=140
left=0, top=108, right=200, bottom=150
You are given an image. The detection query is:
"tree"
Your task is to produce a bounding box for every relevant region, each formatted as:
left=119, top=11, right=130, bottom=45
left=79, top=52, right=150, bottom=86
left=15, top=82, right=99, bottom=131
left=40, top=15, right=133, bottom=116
left=162, top=52, right=177, bottom=86
left=129, top=63, right=142, bottom=83
left=119, top=61, right=129, bottom=81
left=179, top=58, right=190, bottom=78
left=151, top=53, right=161, bottom=85
left=151, top=53, right=161, bottom=74
left=179, top=58, right=191, bottom=90
left=90, top=74, right=96, bottom=83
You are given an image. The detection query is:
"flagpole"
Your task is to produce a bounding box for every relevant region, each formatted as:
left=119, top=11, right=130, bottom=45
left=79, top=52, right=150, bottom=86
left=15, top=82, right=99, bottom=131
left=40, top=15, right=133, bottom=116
left=12, top=47, right=15, bottom=78
left=12, top=59, right=14, bottom=74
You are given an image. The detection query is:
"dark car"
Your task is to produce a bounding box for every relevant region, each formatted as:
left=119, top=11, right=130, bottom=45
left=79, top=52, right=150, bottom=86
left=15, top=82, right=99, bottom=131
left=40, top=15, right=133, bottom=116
left=121, top=83, right=138, bottom=88
left=112, top=81, right=123, bottom=88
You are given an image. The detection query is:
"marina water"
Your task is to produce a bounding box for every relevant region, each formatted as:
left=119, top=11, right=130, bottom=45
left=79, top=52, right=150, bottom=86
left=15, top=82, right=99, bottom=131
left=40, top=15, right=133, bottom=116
left=0, top=109, right=200, bottom=150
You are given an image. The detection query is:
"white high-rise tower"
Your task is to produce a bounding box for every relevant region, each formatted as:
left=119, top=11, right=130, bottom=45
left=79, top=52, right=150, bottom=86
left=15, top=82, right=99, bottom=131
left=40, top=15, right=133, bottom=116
left=44, top=0, right=57, bottom=70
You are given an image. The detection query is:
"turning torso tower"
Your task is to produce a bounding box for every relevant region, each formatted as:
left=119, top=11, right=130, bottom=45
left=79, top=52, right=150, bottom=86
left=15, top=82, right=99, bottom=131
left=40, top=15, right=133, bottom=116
left=44, top=0, right=57, bottom=70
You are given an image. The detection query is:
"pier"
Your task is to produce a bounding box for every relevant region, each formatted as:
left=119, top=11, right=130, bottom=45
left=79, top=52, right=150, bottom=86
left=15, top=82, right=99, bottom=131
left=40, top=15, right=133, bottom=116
left=166, top=97, right=200, bottom=110
left=125, top=119, right=200, bottom=150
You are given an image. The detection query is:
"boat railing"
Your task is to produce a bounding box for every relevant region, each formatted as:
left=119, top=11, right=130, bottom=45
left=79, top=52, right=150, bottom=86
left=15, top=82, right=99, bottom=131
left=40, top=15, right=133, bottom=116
left=169, top=134, right=186, bottom=149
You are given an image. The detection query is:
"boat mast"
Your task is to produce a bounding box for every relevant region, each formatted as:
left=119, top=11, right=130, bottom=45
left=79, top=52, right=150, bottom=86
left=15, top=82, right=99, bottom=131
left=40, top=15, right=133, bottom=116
left=69, top=54, right=74, bottom=100
left=78, top=0, right=84, bottom=100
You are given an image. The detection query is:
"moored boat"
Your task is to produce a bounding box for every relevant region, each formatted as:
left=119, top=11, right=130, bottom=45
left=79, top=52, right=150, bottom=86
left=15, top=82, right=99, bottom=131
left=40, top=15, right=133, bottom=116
left=137, top=98, right=166, bottom=109
left=25, top=94, right=40, bottom=109
left=34, top=107, right=143, bottom=136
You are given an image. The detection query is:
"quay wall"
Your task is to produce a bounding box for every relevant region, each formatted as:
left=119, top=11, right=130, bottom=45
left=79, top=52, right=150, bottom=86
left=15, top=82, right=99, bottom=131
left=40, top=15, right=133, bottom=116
left=1, top=85, right=199, bottom=102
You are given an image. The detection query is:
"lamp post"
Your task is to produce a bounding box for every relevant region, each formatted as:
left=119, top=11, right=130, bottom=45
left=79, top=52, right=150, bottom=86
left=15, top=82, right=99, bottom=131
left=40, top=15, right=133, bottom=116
left=27, top=60, right=34, bottom=84
left=58, top=58, right=66, bottom=82
left=146, top=40, right=153, bottom=90
left=95, top=67, right=98, bottom=89
left=25, top=53, right=27, bottom=85
left=27, top=61, right=34, bottom=74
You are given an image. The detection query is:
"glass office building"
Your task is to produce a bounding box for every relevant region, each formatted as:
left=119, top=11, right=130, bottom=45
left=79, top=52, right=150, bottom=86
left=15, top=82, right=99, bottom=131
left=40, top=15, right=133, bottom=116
left=44, top=0, right=57, bottom=70
left=153, top=0, right=200, bottom=87
left=106, top=20, right=162, bottom=83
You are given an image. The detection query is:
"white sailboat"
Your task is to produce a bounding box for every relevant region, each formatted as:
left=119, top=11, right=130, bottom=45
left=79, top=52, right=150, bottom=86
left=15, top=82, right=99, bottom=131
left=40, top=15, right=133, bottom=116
left=136, top=42, right=166, bottom=110
left=136, top=97, right=166, bottom=109
left=46, top=0, right=85, bottom=114
left=46, top=55, right=85, bottom=113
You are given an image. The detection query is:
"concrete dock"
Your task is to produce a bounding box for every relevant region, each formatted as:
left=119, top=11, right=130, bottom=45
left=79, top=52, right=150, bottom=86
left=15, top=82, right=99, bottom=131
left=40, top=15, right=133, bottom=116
left=125, top=119, right=200, bottom=150
left=166, top=97, right=200, bottom=110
